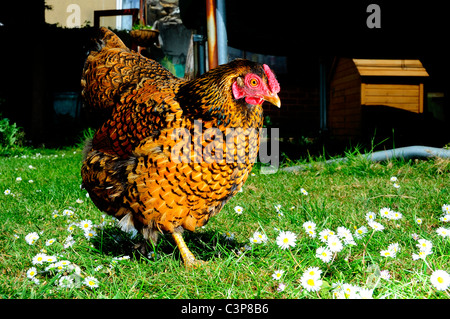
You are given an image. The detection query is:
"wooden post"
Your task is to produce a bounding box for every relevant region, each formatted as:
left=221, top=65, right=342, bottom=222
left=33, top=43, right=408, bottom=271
left=206, top=0, right=218, bottom=69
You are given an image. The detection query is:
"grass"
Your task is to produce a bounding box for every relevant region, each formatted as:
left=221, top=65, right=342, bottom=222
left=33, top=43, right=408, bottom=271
left=0, top=147, right=449, bottom=299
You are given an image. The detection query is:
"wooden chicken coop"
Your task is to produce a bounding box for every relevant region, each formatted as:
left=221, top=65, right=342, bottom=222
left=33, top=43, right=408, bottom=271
left=327, top=58, right=429, bottom=141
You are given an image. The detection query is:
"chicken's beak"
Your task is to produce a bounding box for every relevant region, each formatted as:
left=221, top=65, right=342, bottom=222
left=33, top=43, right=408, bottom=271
left=263, top=93, right=281, bottom=108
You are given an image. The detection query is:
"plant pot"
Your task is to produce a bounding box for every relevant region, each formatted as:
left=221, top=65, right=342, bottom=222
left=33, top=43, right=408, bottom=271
left=130, top=29, right=159, bottom=47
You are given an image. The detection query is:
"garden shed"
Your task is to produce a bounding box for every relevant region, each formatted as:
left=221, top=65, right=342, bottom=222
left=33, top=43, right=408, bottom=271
left=328, top=58, right=429, bottom=141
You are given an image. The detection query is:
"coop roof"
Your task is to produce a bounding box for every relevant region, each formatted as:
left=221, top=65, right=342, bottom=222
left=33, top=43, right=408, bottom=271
left=353, top=59, right=429, bottom=77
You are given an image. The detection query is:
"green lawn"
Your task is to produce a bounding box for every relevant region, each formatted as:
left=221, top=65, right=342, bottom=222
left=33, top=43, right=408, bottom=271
left=0, top=147, right=449, bottom=299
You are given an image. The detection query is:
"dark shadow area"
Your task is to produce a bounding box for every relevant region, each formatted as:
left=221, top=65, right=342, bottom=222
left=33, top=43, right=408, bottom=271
left=362, top=105, right=449, bottom=149
left=90, top=225, right=244, bottom=264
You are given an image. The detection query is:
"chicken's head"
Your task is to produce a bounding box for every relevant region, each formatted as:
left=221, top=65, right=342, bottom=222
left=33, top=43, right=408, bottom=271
left=232, top=64, right=281, bottom=108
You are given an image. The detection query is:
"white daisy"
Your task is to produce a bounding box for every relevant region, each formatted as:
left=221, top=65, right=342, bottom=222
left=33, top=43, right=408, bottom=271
left=331, top=281, right=344, bottom=292
left=67, top=223, right=77, bottom=232
left=316, top=246, right=333, bottom=263
left=274, top=205, right=284, bottom=217
left=45, top=238, right=56, bottom=246
left=223, top=231, right=235, bottom=241
left=45, top=255, right=57, bottom=263
left=390, top=176, right=398, bottom=182
left=272, top=270, right=285, bottom=280
left=234, top=206, right=243, bottom=214
left=300, top=188, right=308, bottom=196
left=358, top=288, right=373, bottom=299
left=94, top=265, right=104, bottom=271
left=380, top=249, right=396, bottom=258
left=388, top=242, right=401, bottom=254
left=380, top=207, right=392, bottom=219
left=250, top=231, right=268, bottom=244
left=58, top=275, right=75, bottom=288
left=62, top=209, right=74, bottom=216
left=341, top=283, right=360, bottom=299
left=4, top=189, right=12, bottom=195
left=30, top=277, right=40, bottom=285
left=442, top=204, right=450, bottom=214
left=417, top=239, right=433, bottom=252
left=147, top=251, right=159, bottom=260
left=32, top=253, right=47, bottom=265
left=430, top=270, right=450, bottom=291
left=83, top=276, right=99, bottom=289
left=63, top=235, right=75, bottom=248
left=276, top=231, right=297, bottom=250
left=390, top=211, right=403, bottom=220
left=52, top=260, right=71, bottom=272
left=302, top=221, right=316, bottom=232
left=305, top=229, right=316, bottom=238
left=337, top=226, right=356, bottom=245
left=277, top=283, right=286, bottom=292
left=440, top=214, right=450, bottom=223
left=300, top=272, right=322, bottom=292
left=365, top=212, right=376, bottom=222
left=318, top=229, right=335, bottom=243
left=368, top=221, right=384, bottom=231
left=416, top=218, right=423, bottom=225
left=304, top=266, right=322, bottom=279
left=327, top=235, right=343, bottom=253
left=354, top=226, right=368, bottom=239
left=393, top=183, right=400, bottom=189
left=436, top=227, right=450, bottom=238
left=26, top=267, right=38, bottom=279
left=113, top=255, right=130, bottom=261
left=412, top=250, right=432, bottom=260
left=25, top=232, right=39, bottom=245
left=380, top=270, right=391, bottom=280
left=331, top=284, right=357, bottom=299
left=79, top=219, right=93, bottom=230
left=84, top=229, right=97, bottom=240
left=337, top=226, right=351, bottom=238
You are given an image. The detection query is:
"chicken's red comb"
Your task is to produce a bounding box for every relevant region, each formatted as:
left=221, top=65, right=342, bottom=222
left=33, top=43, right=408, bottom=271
left=263, top=64, right=280, bottom=93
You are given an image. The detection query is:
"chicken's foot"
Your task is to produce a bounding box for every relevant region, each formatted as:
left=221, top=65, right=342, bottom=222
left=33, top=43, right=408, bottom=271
left=172, top=232, right=205, bottom=268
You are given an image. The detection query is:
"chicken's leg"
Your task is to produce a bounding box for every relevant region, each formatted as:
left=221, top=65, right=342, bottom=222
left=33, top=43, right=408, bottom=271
left=172, top=232, right=205, bottom=268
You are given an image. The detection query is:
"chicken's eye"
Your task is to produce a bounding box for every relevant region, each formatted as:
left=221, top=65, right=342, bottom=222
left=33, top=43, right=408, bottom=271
left=249, top=78, right=259, bottom=87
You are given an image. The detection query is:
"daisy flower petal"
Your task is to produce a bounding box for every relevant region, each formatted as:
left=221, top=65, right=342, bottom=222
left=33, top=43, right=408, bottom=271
left=272, top=270, right=285, bottom=280
left=316, top=246, right=333, bottom=263
left=84, top=276, right=99, bottom=289
left=276, top=231, right=297, bottom=250
left=430, top=270, right=450, bottom=291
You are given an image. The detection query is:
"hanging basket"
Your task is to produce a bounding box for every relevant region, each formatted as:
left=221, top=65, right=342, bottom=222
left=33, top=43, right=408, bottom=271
left=130, top=29, right=159, bottom=47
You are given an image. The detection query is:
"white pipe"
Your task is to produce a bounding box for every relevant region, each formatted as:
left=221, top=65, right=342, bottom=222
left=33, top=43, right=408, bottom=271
left=216, top=0, right=228, bottom=65
left=281, top=145, right=450, bottom=173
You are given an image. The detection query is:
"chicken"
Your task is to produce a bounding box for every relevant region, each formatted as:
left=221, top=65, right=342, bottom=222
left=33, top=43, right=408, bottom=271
left=80, top=27, right=281, bottom=268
